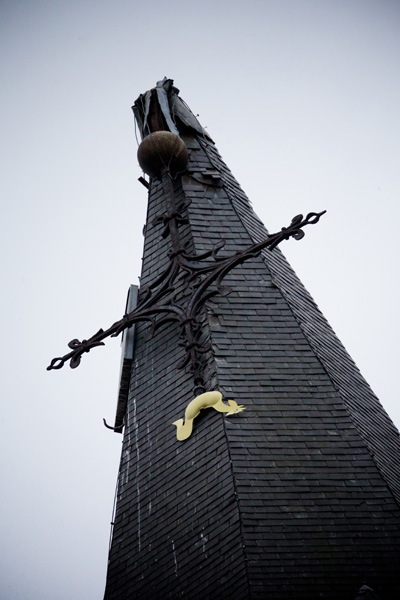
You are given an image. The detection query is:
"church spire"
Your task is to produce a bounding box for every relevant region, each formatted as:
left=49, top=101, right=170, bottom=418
left=103, top=80, right=400, bottom=599
left=50, top=79, right=400, bottom=599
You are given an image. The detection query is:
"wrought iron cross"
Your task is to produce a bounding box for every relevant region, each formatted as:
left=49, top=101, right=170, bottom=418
left=48, top=131, right=325, bottom=400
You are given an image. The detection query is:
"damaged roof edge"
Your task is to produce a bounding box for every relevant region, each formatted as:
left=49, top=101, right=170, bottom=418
left=132, top=77, right=214, bottom=143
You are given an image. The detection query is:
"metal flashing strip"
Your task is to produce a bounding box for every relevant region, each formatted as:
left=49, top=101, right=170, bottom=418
left=114, top=284, right=138, bottom=432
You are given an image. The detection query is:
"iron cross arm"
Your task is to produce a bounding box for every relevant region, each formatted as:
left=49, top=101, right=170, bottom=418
left=47, top=210, right=326, bottom=373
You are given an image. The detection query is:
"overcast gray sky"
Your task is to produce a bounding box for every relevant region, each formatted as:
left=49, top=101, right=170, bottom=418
left=1, top=1, right=399, bottom=598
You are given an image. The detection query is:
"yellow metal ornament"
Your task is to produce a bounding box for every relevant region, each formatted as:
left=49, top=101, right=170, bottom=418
left=172, top=391, right=245, bottom=441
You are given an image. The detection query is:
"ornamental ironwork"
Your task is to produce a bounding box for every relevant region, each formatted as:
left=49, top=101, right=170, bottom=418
left=48, top=164, right=325, bottom=396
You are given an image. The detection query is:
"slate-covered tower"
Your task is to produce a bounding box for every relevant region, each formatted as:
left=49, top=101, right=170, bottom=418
left=104, top=80, right=400, bottom=599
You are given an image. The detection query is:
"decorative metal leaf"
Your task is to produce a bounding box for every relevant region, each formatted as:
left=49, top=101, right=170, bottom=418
left=70, top=355, right=81, bottom=369
left=176, top=354, right=190, bottom=369
left=305, top=210, right=326, bottom=224
left=291, top=214, right=303, bottom=226
left=68, top=339, right=82, bottom=349
left=212, top=240, right=226, bottom=258
left=47, top=357, right=64, bottom=371
left=293, top=230, right=305, bottom=240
